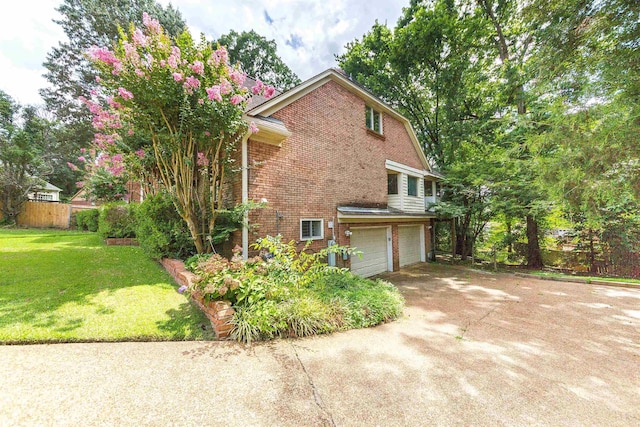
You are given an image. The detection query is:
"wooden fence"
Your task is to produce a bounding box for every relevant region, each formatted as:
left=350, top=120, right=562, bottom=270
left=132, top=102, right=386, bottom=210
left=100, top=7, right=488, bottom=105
left=0, top=201, right=71, bottom=229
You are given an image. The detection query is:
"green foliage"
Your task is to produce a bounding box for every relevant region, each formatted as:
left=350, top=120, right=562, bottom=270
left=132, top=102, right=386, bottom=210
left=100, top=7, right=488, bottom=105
left=188, top=236, right=402, bottom=343
left=217, top=29, right=301, bottom=90
left=97, top=203, right=137, bottom=239
left=0, top=92, right=58, bottom=223
left=75, top=208, right=100, bottom=232
left=135, top=192, right=195, bottom=259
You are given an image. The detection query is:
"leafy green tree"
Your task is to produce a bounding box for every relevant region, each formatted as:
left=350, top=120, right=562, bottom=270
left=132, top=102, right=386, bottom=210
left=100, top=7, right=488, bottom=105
left=217, top=30, right=301, bottom=91
left=40, top=0, right=186, bottom=194
left=0, top=92, right=57, bottom=223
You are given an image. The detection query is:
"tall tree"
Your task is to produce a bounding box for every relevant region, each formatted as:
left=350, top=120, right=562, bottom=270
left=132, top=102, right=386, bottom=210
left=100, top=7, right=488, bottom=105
left=0, top=92, right=57, bottom=223
left=217, top=30, right=301, bottom=91
left=40, top=0, right=186, bottom=193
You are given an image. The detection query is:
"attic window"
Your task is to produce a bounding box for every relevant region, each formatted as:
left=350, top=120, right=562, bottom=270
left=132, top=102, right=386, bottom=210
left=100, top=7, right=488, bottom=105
left=365, top=106, right=382, bottom=134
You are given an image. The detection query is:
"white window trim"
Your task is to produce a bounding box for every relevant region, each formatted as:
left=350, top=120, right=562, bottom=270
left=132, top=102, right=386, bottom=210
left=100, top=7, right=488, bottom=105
left=366, top=105, right=383, bottom=134
left=300, top=218, right=324, bottom=241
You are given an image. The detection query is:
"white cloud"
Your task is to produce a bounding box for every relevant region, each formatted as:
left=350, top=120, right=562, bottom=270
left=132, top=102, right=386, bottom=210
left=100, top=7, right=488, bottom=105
left=0, top=0, right=407, bottom=105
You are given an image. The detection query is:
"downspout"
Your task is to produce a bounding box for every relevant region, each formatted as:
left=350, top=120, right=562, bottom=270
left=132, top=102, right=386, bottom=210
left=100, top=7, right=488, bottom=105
left=241, top=133, right=249, bottom=259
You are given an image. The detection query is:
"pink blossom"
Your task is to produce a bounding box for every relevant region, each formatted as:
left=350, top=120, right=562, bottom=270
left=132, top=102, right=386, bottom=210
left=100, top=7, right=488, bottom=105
left=251, top=79, right=264, bottom=95
left=185, top=76, right=200, bottom=88
left=76, top=181, right=84, bottom=188
left=168, top=55, right=178, bottom=68
left=132, top=29, right=148, bottom=47
left=204, top=131, right=211, bottom=136
left=210, top=46, right=228, bottom=66
left=67, top=162, right=79, bottom=171
left=198, top=98, right=204, bottom=104
left=159, top=59, right=166, bottom=67
left=229, top=67, right=246, bottom=86
left=197, top=152, right=209, bottom=166
left=172, top=72, right=183, bottom=82
left=263, top=86, right=276, bottom=99
left=123, top=42, right=139, bottom=62
left=191, top=60, right=204, bottom=75
left=118, top=87, right=134, bottom=100
left=89, top=89, right=98, bottom=96
left=249, top=121, right=259, bottom=134
left=95, top=76, right=102, bottom=83
left=230, top=94, right=243, bottom=105
left=220, top=79, right=232, bottom=95
left=142, top=12, right=161, bottom=33
left=78, top=156, right=86, bottom=163
left=135, top=68, right=145, bottom=77
left=111, top=153, right=123, bottom=162
left=135, top=149, right=145, bottom=158
left=128, top=128, right=134, bottom=136
left=107, top=96, right=122, bottom=109
left=87, top=46, right=118, bottom=65
left=80, top=148, right=86, bottom=153
left=206, top=85, right=222, bottom=102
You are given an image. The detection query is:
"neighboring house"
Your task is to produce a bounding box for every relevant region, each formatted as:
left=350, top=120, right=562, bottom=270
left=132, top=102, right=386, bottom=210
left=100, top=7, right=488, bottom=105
left=28, top=181, right=62, bottom=202
left=233, top=68, right=442, bottom=277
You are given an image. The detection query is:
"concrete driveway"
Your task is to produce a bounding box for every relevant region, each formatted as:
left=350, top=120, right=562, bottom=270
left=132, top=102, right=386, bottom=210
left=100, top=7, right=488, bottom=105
left=1, top=264, right=639, bottom=426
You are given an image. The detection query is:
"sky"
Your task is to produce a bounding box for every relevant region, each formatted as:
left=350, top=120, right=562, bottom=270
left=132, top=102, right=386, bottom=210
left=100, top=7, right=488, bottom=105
left=0, top=0, right=408, bottom=106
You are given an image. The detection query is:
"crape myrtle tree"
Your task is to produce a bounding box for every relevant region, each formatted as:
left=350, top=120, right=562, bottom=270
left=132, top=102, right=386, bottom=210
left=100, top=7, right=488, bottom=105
left=81, top=13, right=275, bottom=253
left=41, top=0, right=186, bottom=195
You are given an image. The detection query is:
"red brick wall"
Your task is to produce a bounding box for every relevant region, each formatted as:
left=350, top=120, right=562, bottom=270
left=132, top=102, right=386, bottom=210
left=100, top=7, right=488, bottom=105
left=236, top=80, right=428, bottom=265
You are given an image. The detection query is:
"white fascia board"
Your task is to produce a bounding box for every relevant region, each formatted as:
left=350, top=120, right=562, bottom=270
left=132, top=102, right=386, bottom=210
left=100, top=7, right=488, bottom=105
left=385, top=159, right=429, bottom=177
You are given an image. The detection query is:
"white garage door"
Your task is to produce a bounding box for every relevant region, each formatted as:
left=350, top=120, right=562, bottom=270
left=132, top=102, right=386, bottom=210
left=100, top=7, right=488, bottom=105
left=350, top=227, right=390, bottom=277
left=399, top=225, right=423, bottom=267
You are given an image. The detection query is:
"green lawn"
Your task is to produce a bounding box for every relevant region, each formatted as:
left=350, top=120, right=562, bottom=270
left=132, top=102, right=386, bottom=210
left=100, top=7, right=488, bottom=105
left=0, top=229, right=214, bottom=343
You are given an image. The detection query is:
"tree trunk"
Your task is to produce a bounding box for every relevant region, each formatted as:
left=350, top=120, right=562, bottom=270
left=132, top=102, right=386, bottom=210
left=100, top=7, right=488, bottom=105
left=588, top=229, right=596, bottom=274
left=506, top=219, right=513, bottom=253
left=526, top=214, right=543, bottom=268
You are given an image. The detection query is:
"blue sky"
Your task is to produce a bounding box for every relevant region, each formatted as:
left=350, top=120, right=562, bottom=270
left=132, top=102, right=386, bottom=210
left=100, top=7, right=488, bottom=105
left=0, top=0, right=408, bottom=106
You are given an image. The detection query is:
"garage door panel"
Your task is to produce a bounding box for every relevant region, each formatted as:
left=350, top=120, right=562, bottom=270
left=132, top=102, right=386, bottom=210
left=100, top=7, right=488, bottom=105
left=399, top=225, right=422, bottom=267
left=350, top=227, right=389, bottom=277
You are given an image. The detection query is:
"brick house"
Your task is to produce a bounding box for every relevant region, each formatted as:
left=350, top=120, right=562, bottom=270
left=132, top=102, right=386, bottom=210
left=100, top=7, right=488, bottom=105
left=234, top=68, right=442, bottom=277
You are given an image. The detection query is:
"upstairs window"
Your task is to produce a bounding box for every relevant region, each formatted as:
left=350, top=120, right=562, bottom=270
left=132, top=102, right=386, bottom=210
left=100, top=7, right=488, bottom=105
left=424, top=180, right=434, bottom=197
left=387, top=174, right=398, bottom=195
left=301, top=219, right=323, bottom=240
left=407, top=176, right=418, bottom=197
left=365, top=106, right=382, bottom=134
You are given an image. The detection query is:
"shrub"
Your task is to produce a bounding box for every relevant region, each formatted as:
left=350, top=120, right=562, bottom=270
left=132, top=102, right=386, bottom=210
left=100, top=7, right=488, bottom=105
left=97, top=203, right=137, bottom=239
left=188, top=236, right=403, bottom=343
left=75, top=209, right=100, bottom=232
left=134, top=192, right=195, bottom=259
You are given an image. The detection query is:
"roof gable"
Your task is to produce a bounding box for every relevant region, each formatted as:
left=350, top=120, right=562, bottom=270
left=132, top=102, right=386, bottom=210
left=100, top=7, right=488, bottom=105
left=246, top=68, right=432, bottom=173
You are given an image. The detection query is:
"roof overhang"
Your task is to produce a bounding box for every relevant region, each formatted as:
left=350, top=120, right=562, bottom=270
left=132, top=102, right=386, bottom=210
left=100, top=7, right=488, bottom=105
left=337, top=206, right=435, bottom=224
left=244, top=115, right=291, bottom=147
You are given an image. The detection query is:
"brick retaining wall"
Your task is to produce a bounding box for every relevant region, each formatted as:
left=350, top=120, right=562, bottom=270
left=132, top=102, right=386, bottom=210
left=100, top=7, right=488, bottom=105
left=160, top=258, right=235, bottom=339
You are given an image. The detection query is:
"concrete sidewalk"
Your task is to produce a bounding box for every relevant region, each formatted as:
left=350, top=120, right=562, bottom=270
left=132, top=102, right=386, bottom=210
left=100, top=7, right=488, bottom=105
left=2, top=264, right=639, bottom=426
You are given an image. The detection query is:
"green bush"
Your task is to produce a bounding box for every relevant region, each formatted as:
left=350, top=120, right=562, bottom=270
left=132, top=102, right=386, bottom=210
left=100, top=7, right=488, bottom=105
left=188, top=236, right=404, bottom=343
left=75, top=209, right=100, bottom=232
left=135, top=192, right=195, bottom=259
left=97, top=203, right=137, bottom=239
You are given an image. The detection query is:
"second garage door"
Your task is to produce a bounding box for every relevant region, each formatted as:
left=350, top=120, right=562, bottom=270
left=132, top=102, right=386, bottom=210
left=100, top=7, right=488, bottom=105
left=350, top=227, right=390, bottom=277
left=399, top=225, right=423, bottom=267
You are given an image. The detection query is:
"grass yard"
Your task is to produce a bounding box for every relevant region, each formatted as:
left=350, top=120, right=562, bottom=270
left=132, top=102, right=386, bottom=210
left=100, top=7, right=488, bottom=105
left=0, top=229, right=214, bottom=343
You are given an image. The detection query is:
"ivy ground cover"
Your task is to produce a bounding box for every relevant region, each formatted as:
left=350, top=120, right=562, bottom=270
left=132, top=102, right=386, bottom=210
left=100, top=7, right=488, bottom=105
left=0, top=229, right=213, bottom=343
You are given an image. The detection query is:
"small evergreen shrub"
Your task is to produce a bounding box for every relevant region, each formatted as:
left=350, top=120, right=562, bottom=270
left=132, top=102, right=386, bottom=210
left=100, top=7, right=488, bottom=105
left=75, top=209, right=100, bottom=232
left=98, top=203, right=137, bottom=239
left=135, top=192, right=195, bottom=259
